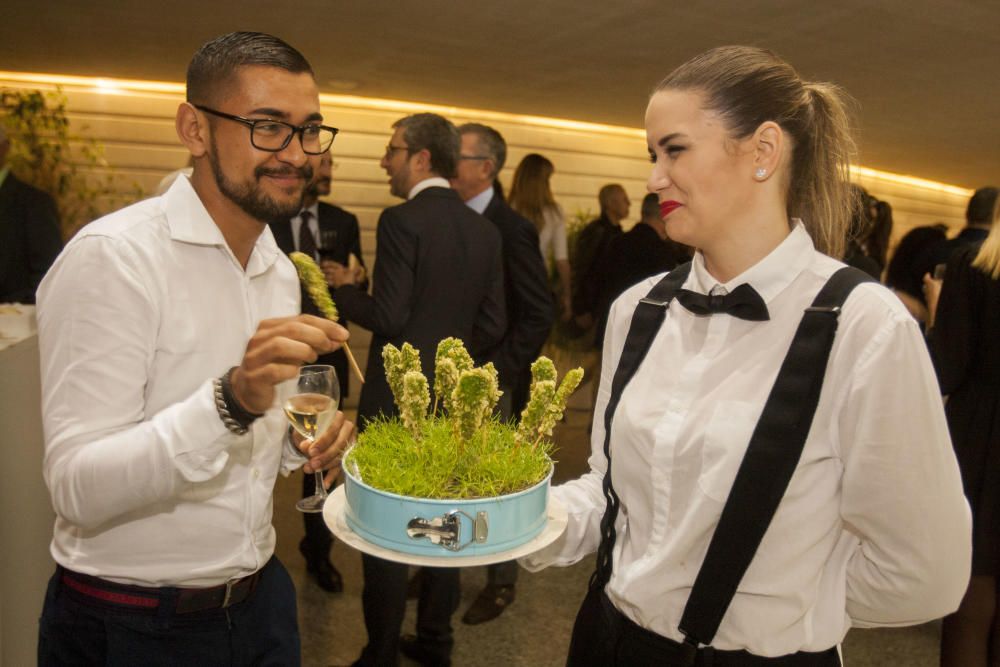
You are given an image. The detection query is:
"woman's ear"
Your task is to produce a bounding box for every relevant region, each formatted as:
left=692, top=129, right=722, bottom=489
left=752, top=121, right=783, bottom=181
left=175, top=102, right=209, bottom=158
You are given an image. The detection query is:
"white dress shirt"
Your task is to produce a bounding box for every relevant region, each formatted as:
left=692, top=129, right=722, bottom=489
left=538, top=204, right=568, bottom=270
left=407, top=176, right=451, bottom=200
left=37, top=175, right=305, bottom=587
left=290, top=201, right=321, bottom=256
left=524, top=223, right=971, bottom=655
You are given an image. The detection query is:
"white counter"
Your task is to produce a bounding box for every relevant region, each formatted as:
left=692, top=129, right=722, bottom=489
left=0, top=334, right=55, bottom=665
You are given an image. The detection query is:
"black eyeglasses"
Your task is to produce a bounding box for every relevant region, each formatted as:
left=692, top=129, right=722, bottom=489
left=195, top=105, right=338, bottom=155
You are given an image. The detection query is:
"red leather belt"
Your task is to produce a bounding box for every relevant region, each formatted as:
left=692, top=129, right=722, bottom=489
left=59, top=567, right=261, bottom=614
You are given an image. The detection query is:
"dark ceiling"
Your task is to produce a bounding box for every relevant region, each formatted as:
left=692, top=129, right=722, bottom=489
left=3, top=0, right=998, bottom=188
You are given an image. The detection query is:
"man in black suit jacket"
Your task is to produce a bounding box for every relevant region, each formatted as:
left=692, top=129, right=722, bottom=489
left=328, top=113, right=505, bottom=667
left=448, top=122, right=554, bottom=626
left=0, top=127, right=62, bottom=303
left=269, top=151, right=367, bottom=594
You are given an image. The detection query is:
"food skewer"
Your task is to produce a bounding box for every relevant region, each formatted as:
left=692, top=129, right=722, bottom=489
left=289, top=251, right=365, bottom=384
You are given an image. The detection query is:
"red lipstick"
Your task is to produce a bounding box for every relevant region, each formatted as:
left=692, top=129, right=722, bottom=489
left=659, top=200, right=682, bottom=218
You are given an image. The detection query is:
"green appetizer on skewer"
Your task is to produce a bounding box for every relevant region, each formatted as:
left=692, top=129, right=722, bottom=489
left=289, top=251, right=365, bottom=384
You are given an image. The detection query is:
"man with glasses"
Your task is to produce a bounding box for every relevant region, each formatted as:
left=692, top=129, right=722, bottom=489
left=36, top=32, right=354, bottom=665
left=326, top=113, right=506, bottom=667
left=447, top=123, right=554, bottom=626
left=270, top=150, right=367, bottom=594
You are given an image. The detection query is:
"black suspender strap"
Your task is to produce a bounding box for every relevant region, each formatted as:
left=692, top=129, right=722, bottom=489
left=590, top=262, right=693, bottom=591
left=677, top=266, right=874, bottom=649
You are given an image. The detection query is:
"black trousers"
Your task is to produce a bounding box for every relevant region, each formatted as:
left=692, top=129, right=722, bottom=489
left=38, top=556, right=300, bottom=667
left=301, top=470, right=334, bottom=559
left=567, top=588, right=841, bottom=667
left=355, top=554, right=460, bottom=666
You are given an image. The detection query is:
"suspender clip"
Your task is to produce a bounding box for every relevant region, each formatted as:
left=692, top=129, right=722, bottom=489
left=638, top=297, right=669, bottom=308
left=804, top=305, right=841, bottom=314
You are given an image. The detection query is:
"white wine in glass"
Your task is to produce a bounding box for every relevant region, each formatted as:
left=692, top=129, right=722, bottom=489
left=285, top=365, right=340, bottom=513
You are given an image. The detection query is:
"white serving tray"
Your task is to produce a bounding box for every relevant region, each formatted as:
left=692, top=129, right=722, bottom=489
left=324, top=485, right=568, bottom=567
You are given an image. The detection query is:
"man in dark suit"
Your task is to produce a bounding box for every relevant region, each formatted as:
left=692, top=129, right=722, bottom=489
left=571, top=183, right=629, bottom=331
left=592, top=193, right=688, bottom=347
left=269, top=150, right=367, bottom=594
left=327, top=113, right=505, bottom=667
left=919, top=186, right=998, bottom=273
left=0, top=125, right=62, bottom=303
left=446, top=122, right=553, bottom=625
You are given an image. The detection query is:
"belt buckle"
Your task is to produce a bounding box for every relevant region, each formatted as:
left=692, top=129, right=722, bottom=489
left=221, top=579, right=237, bottom=608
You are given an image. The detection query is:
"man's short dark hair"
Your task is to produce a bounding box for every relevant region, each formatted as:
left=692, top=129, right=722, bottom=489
left=967, top=187, right=999, bottom=225
left=458, top=123, right=506, bottom=180
left=393, top=113, right=460, bottom=179
left=186, top=32, right=314, bottom=106
left=641, top=193, right=660, bottom=220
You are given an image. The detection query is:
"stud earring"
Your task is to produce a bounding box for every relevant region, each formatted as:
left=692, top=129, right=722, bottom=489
left=755, top=168, right=767, bottom=179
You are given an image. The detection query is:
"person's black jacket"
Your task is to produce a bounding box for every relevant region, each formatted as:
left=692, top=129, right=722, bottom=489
left=571, top=214, right=622, bottom=317
left=270, top=201, right=368, bottom=398
left=481, top=188, right=554, bottom=411
left=0, top=173, right=62, bottom=303
left=334, top=186, right=506, bottom=426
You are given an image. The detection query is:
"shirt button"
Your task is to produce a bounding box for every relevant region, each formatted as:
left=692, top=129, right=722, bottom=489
left=252, top=469, right=260, bottom=479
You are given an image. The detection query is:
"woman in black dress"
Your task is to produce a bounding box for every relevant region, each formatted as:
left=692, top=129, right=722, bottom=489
left=929, top=198, right=1000, bottom=666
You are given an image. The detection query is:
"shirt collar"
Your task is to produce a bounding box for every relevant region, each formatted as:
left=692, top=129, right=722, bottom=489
left=299, top=202, right=319, bottom=220
left=464, top=185, right=495, bottom=214
left=688, top=220, right=814, bottom=304
left=163, top=173, right=281, bottom=277
left=407, top=176, right=451, bottom=200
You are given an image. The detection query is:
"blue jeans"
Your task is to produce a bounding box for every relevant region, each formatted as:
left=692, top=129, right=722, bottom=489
left=38, top=556, right=300, bottom=666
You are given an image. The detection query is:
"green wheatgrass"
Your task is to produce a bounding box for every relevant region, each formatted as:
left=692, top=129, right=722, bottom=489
left=347, top=338, right=583, bottom=499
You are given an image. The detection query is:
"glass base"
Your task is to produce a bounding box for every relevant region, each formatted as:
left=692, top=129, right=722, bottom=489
left=296, top=493, right=326, bottom=514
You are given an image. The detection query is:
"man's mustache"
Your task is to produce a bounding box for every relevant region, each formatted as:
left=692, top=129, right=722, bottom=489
left=255, top=165, right=314, bottom=181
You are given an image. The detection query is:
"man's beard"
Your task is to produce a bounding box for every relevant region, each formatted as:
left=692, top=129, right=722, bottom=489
left=389, top=162, right=411, bottom=199
left=209, top=144, right=313, bottom=224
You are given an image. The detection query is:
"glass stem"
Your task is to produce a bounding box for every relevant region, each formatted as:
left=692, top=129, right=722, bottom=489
left=314, top=470, right=328, bottom=498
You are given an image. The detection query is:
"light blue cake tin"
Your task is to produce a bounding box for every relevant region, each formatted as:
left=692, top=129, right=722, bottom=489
left=342, top=461, right=552, bottom=558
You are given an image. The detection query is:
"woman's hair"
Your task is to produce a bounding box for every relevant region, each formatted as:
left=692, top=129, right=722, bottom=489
left=972, top=197, right=1000, bottom=278
left=655, top=45, right=856, bottom=258
left=867, top=199, right=894, bottom=268
left=508, top=153, right=556, bottom=231
left=885, top=224, right=948, bottom=298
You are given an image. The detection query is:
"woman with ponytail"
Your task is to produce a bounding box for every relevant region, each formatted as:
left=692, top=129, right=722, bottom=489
left=523, top=46, right=970, bottom=666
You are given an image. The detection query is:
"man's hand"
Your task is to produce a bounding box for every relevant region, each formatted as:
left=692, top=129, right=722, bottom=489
left=230, top=314, right=348, bottom=414
left=295, top=411, right=356, bottom=488
left=321, top=260, right=353, bottom=289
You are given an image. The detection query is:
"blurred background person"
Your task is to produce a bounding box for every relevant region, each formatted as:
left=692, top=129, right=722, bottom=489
left=921, top=186, right=999, bottom=273
left=571, top=183, right=629, bottom=330
left=885, top=223, right=949, bottom=325
left=509, top=153, right=572, bottom=322
left=0, top=124, right=62, bottom=304
left=926, top=198, right=1000, bottom=667
left=270, top=150, right=367, bottom=594
left=864, top=198, right=893, bottom=273
left=448, top=122, right=554, bottom=625
left=591, top=192, right=686, bottom=347
left=842, top=184, right=882, bottom=280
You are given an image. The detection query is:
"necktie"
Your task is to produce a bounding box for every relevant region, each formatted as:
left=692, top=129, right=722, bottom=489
left=298, top=211, right=317, bottom=259
left=674, top=283, right=769, bottom=321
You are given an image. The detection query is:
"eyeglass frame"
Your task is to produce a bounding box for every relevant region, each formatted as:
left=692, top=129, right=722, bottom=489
left=193, top=104, right=338, bottom=155
left=383, top=143, right=416, bottom=160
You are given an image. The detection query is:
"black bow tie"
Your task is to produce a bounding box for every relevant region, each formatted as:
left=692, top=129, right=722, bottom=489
left=675, top=284, right=770, bottom=321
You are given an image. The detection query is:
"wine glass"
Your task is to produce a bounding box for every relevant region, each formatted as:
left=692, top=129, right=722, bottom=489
left=285, top=364, right=340, bottom=513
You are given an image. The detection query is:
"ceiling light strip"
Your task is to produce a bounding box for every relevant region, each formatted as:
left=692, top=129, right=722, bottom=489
left=0, top=71, right=973, bottom=196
